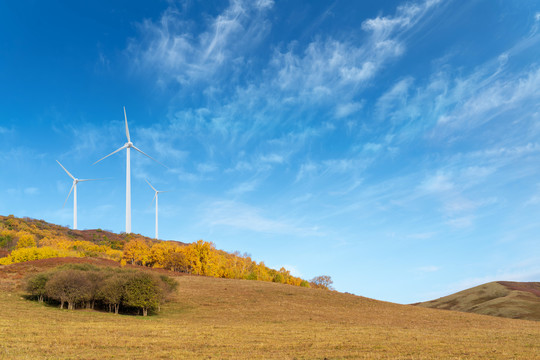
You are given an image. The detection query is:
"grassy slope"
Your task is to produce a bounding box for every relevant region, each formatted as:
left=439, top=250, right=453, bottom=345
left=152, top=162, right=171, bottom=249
left=1, top=259, right=540, bottom=359
left=414, top=282, right=540, bottom=321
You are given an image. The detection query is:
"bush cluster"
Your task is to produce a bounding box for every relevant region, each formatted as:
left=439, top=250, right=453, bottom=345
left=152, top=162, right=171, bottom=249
left=26, top=264, right=177, bottom=316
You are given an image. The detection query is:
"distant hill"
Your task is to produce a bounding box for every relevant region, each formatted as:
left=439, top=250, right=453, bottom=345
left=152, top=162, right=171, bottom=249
left=414, top=281, right=540, bottom=321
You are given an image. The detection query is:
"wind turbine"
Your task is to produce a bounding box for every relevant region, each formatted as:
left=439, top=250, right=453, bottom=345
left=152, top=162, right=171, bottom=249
left=145, top=179, right=169, bottom=240
left=93, top=107, right=164, bottom=234
left=56, top=160, right=99, bottom=230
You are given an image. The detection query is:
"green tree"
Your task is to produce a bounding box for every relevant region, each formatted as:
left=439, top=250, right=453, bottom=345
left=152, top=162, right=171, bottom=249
left=122, top=272, right=162, bottom=316
left=99, top=274, right=125, bottom=314
left=26, top=273, right=49, bottom=303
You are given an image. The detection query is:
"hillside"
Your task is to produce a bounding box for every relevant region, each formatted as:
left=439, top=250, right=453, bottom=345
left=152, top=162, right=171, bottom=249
left=414, top=281, right=540, bottom=321
left=0, top=214, right=182, bottom=249
left=1, top=258, right=540, bottom=359
left=0, top=215, right=312, bottom=288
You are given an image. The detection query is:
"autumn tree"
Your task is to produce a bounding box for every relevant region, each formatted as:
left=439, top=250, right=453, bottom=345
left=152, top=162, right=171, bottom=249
left=16, top=232, right=36, bottom=249
left=122, top=239, right=150, bottom=266
left=163, top=249, right=188, bottom=273
left=310, top=275, right=333, bottom=290
left=184, top=240, right=221, bottom=276
left=45, top=270, right=92, bottom=309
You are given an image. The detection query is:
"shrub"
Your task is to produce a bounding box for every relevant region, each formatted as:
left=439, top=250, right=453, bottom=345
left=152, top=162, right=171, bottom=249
left=45, top=270, right=92, bottom=310
left=26, top=266, right=177, bottom=316
left=123, top=272, right=163, bottom=316
left=26, top=273, right=49, bottom=302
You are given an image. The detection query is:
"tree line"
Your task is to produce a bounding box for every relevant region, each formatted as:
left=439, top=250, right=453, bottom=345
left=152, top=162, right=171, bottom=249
left=2, top=215, right=332, bottom=290
left=26, top=264, right=177, bottom=316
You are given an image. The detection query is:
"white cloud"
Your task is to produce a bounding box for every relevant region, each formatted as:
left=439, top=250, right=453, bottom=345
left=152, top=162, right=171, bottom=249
left=420, top=172, right=454, bottom=193
left=259, top=153, right=285, bottom=164
left=24, top=187, right=39, bottom=195
left=197, top=163, right=218, bottom=173
left=407, top=232, right=436, bottom=240
left=446, top=215, right=474, bottom=229
left=228, top=180, right=259, bottom=195
left=417, top=265, right=440, bottom=273
left=202, top=200, right=322, bottom=236
left=295, top=162, right=318, bottom=182
left=129, top=0, right=274, bottom=86
left=335, top=102, right=363, bottom=118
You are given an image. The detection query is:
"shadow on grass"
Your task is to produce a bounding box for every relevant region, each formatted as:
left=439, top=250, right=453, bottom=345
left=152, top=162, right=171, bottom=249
left=22, top=294, right=167, bottom=317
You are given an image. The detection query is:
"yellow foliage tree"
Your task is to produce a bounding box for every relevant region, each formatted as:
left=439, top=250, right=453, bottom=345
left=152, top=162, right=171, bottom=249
left=16, top=232, right=36, bottom=249
left=122, top=239, right=151, bottom=266
left=183, top=240, right=221, bottom=276
left=149, top=241, right=177, bottom=268
left=0, top=246, right=77, bottom=265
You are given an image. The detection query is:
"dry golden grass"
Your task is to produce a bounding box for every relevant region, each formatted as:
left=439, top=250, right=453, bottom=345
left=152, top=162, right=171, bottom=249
left=1, top=263, right=540, bottom=359
left=415, top=281, right=540, bottom=321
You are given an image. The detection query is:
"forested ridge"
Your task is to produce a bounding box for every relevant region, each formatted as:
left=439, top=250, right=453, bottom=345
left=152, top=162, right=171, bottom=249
left=0, top=215, right=327, bottom=289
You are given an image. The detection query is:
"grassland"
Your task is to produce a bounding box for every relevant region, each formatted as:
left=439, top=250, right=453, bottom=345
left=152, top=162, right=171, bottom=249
left=1, top=260, right=540, bottom=359
left=415, top=281, right=540, bottom=321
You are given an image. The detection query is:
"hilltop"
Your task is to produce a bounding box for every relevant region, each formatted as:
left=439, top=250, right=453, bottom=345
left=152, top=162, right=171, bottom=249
left=0, top=214, right=182, bottom=249
left=1, top=257, right=540, bottom=359
left=414, top=281, right=540, bottom=321
left=0, top=215, right=312, bottom=288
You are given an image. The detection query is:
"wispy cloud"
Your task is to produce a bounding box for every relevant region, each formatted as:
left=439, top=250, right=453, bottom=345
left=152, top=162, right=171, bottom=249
left=129, top=0, right=274, bottom=87
left=417, top=265, right=440, bottom=273
left=228, top=179, right=259, bottom=195
left=201, top=200, right=323, bottom=236
left=271, top=0, right=441, bottom=109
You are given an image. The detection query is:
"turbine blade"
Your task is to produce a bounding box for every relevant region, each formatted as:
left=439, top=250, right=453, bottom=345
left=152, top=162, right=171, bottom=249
left=93, top=145, right=127, bottom=165
left=148, top=193, right=157, bottom=209
left=78, top=178, right=103, bottom=182
left=124, top=106, right=130, bottom=142
left=56, top=160, right=75, bottom=180
left=132, top=145, right=167, bottom=168
left=145, top=178, right=157, bottom=192
left=63, top=183, right=75, bottom=208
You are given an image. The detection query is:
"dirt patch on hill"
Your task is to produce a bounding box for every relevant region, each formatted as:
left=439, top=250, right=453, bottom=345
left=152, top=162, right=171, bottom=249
left=498, top=281, right=540, bottom=297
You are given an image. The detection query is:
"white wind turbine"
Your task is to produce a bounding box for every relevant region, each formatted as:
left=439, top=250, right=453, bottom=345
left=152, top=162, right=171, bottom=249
left=57, top=160, right=99, bottom=230
left=93, top=107, right=164, bottom=234
left=145, top=179, right=169, bottom=240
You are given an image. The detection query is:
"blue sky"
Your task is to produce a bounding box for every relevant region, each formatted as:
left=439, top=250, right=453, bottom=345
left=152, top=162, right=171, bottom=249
left=1, top=0, right=540, bottom=304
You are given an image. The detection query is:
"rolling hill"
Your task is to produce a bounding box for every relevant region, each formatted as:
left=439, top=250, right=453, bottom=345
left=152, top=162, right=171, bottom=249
left=414, top=281, right=540, bottom=321
left=1, top=257, right=540, bottom=359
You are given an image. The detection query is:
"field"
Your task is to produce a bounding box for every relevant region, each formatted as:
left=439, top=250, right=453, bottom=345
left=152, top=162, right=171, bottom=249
left=1, top=259, right=540, bottom=359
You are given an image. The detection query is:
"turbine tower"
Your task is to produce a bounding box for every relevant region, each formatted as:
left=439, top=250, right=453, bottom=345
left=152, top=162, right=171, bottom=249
left=56, top=160, right=98, bottom=230
left=145, top=179, right=169, bottom=240
left=94, top=107, right=164, bottom=234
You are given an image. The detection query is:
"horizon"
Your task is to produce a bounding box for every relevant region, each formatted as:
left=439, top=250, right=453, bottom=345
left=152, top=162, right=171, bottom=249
left=1, top=0, right=540, bottom=304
